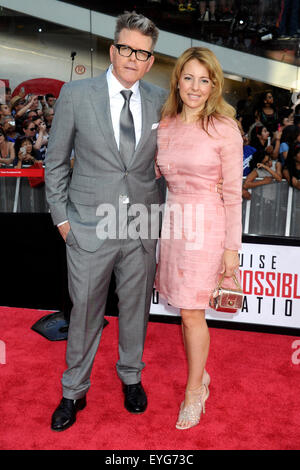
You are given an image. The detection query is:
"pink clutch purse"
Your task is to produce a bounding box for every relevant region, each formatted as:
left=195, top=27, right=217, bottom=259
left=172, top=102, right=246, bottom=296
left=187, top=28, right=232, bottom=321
left=209, top=273, right=244, bottom=313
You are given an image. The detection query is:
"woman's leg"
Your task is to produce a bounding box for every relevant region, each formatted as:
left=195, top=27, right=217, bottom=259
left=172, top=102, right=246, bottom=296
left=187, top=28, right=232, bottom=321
left=181, top=309, right=210, bottom=392
left=181, top=320, right=210, bottom=387
left=177, top=308, right=210, bottom=428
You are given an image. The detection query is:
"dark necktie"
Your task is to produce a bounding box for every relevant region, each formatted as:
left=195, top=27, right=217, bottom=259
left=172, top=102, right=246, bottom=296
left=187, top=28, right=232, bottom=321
left=119, top=89, right=135, bottom=168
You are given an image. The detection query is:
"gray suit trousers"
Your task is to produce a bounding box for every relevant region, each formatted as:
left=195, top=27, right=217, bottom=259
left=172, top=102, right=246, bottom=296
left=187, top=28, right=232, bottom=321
left=61, top=234, right=156, bottom=400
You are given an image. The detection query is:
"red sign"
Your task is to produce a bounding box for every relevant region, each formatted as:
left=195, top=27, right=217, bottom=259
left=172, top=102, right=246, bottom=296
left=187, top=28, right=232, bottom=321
left=75, top=65, right=86, bottom=75
left=0, top=79, right=10, bottom=88
left=0, top=169, right=44, bottom=177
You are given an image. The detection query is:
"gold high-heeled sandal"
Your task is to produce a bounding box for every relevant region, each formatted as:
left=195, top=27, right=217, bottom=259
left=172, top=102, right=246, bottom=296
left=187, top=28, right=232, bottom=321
left=175, top=384, right=209, bottom=430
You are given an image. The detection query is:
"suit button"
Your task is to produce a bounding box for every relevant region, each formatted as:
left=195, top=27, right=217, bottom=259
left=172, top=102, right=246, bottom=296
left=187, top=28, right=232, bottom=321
left=124, top=171, right=128, bottom=176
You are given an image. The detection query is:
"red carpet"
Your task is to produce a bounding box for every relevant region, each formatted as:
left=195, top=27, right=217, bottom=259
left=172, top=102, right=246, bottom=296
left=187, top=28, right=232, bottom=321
left=0, top=306, right=299, bottom=450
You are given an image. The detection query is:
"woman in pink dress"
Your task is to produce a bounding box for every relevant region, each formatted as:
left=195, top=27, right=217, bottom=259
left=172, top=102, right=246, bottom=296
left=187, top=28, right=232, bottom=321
left=155, top=47, right=243, bottom=430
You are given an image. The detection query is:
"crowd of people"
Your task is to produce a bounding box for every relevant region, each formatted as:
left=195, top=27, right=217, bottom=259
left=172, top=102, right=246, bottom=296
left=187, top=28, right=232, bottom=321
left=238, top=90, right=300, bottom=195
left=0, top=89, right=55, bottom=169
left=181, top=0, right=297, bottom=33
left=148, top=0, right=299, bottom=40
left=1, top=83, right=300, bottom=194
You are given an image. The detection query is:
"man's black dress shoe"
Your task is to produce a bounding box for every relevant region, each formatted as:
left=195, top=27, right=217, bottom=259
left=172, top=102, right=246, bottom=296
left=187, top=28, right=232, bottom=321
left=51, top=396, right=86, bottom=432
left=123, top=382, right=147, bottom=414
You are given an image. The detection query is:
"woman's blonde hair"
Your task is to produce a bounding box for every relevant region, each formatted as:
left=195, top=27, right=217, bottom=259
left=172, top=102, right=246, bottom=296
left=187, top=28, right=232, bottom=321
left=161, top=47, right=236, bottom=131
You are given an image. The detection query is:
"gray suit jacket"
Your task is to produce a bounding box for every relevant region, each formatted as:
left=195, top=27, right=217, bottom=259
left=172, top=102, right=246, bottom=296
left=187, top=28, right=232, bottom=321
left=45, top=73, right=168, bottom=252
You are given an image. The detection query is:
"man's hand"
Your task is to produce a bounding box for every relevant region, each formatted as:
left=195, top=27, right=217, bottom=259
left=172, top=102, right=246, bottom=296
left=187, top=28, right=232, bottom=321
left=58, top=221, right=71, bottom=242
left=216, top=178, right=223, bottom=200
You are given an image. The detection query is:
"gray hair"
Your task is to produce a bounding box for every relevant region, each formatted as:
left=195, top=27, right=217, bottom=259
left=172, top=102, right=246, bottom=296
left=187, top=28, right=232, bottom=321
left=114, top=11, right=159, bottom=51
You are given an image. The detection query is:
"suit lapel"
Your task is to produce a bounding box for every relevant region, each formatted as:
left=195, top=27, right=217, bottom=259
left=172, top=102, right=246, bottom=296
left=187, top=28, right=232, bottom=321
left=89, top=74, right=125, bottom=169
left=129, top=81, right=154, bottom=167
left=89, top=75, right=155, bottom=169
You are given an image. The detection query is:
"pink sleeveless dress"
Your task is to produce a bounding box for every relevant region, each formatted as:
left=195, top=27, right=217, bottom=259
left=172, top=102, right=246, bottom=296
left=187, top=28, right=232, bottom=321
left=155, top=116, right=243, bottom=309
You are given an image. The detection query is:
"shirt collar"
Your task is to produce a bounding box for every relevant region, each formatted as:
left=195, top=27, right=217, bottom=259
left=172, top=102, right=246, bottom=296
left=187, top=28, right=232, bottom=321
left=107, top=64, right=140, bottom=99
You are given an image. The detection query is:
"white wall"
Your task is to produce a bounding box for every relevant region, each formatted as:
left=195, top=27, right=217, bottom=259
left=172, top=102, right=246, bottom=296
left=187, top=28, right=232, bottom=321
left=0, top=29, right=175, bottom=92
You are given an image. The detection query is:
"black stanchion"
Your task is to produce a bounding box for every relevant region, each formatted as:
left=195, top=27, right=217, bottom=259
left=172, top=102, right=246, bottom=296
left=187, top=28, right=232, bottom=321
left=31, top=311, right=109, bottom=341
left=0, top=213, right=116, bottom=341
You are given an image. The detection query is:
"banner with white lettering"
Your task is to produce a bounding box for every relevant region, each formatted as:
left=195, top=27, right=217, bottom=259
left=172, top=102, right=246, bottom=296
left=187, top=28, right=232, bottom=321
left=150, top=243, right=300, bottom=329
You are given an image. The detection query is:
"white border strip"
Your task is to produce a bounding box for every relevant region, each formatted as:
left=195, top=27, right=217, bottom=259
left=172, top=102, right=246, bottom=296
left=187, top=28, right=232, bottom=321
left=285, top=186, right=293, bottom=237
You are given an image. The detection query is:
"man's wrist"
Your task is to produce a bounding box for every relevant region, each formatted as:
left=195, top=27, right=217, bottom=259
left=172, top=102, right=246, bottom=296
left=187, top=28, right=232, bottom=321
left=57, top=220, right=68, bottom=227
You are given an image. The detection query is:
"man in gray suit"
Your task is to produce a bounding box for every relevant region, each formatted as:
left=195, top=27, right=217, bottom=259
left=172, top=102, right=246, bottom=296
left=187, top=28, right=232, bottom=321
left=46, top=11, right=168, bottom=432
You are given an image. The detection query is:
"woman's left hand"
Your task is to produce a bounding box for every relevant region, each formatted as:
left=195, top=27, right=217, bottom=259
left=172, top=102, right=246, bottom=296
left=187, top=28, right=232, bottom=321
left=221, top=249, right=239, bottom=277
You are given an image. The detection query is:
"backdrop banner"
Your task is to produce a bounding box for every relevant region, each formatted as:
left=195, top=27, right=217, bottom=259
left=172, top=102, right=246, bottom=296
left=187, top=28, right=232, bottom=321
left=150, top=243, right=300, bottom=329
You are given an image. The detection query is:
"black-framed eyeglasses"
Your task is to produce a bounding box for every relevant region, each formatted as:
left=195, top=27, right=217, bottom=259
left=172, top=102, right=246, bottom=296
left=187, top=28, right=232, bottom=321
left=114, top=44, right=152, bottom=62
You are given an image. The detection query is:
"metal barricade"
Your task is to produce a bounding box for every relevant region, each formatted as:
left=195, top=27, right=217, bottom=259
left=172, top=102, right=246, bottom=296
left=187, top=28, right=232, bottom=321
left=0, top=165, right=49, bottom=213
left=290, top=187, right=300, bottom=237
left=0, top=176, right=16, bottom=212
left=17, top=177, right=48, bottom=212
left=245, top=180, right=290, bottom=237
left=0, top=172, right=299, bottom=237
